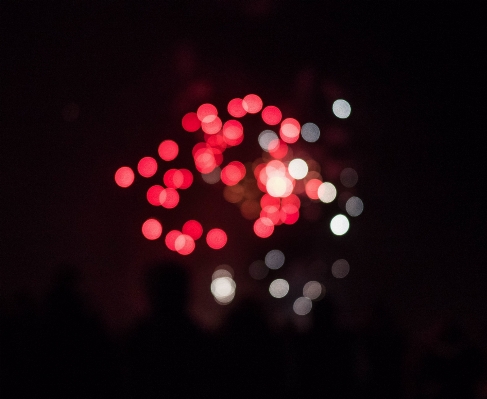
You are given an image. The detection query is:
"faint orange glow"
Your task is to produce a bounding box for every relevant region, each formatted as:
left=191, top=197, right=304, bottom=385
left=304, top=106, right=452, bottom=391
left=146, top=185, right=164, bottom=206
left=158, top=140, right=179, bottom=161
left=280, top=118, right=300, bottom=144
left=305, top=178, right=322, bottom=200
left=165, top=230, right=182, bottom=251
left=182, top=220, right=203, bottom=240
left=253, top=217, right=274, bottom=238
left=261, top=105, right=282, bottom=125
left=115, top=166, right=134, bottom=188
left=223, top=184, right=244, bottom=203
left=242, top=94, right=263, bottom=114
left=175, top=234, right=195, bottom=255
left=142, top=218, right=162, bottom=240
left=197, top=103, right=218, bottom=123
left=227, top=98, right=247, bottom=118
left=137, top=157, right=158, bottom=178
left=206, top=228, right=227, bottom=249
left=201, top=116, right=222, bottom=135
left=182, top=112, right=201, bottom=132
left=159, top=188, right=180, bottom=209
left=241, top=199, right=261, bottom=220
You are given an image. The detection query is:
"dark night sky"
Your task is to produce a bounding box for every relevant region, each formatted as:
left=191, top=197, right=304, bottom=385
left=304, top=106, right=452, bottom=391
left=1, top=1, right=485, bottom=331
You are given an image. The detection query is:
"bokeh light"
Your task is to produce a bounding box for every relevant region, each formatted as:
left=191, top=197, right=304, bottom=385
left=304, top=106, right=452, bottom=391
left=211, top=277, right=235, bottom=297
left=206, top=228, right=227, bottom=249
left=179, top=169, right=194, bottom=189
left=141, top=218, right=162, bottom=240
left=158, top=140, right=179, bottom=161
left=164, top=169, right=184, bottom=188
left=159, top=188, right=180, bottom=209
left=201, top=116, right=222, bottom=135
left=182, top=220, right=203, bottom=240
left=301, top=122, right=320, bottom=143
left=345, top=196, right=364, bottom=217
left=261, top=105, right=282, bottom=125
left=212, top=266, right=233, bottom=280
left=332, top=99, right=351, bottom=119
left=303, top=281, right=324, bottom=300
left=331, top=259, right=350, bottom=278
left=115, top=166, right=134, bottom=188
left=288, top=158, right=308, bottom=179
left=221, top=162, right=245, bottom=186
left=197, top=103, right=218, bottom=123
left=249, top=260, right=269, bottom=280
left=146, top=185, right=164, bottom=206
left=293, top=297, right=312, bottom=315
left=340, top=167, right=358, bottom=187
left=317, top=182, right=337, bottom=203
left=330, top=214, right=350, bottom=235
left=201, top=167, right=221, bottom=184
left=305, top=178, right=322, bottom=200
left=181, top=112, right=201, bottom=132
left=165, top=230, right=182, bottom=251
left=265, top=249, right=285, bottom=270
left=253, top=217, right=274, bottom=238
left=280, top=118, right=300, bottom=144
left=227, top=98, right=247, bottom=118
left=258, top=130, right=279, bottom=152
left=242, top=94, right=263, bottom=114
left=175, top=234, right=195, bottom=255
left=222, top=120, right=244, bottom=145
left=137, top=157, right=158, bottom=178
left=269, top=279, right=289, bottom=298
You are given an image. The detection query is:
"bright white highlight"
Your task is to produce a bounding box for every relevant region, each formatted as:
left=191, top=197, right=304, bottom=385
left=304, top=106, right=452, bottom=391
left=330, top=214, right=350, bottom=235
left=266, top=176, right=287, bottom=197
left=318, top=182, right=337, bottom=203
left=269, top=279, right=289, bottom=298
left=211, top=276, right=236, bottom=305
left=345, top=196, right=364, bottom=217
left=288, top=159, right=308, bottom=179
left=332, top=99, right=351, bottom=119
left=301, top=122, right=320, bottom=143
left=265, top=249, right=285, bottom=270
left=332, top=259, right=350, bottom=278
left=258, top=130, right=278, bottom=152
left=293, top=297, right=312, bottom=315
left=303, top=281, right=323, bottom=300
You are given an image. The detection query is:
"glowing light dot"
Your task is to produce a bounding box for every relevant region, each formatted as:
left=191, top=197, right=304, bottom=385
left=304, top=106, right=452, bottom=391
left=141, top=219, right=162, bottom=240
left=318, top=182, right=337, bottom=203
left=182, top=112, right=201, bottom=132
left=280, top=118, right=301, bottom=143
left=258, top=130, right=279, bottom=152
left=288, top=158, right=308, bottom=179
left=253, top=217, right=274, bottom=238
left=261, top=106, right=282, bottom=125
left=332, top=99, right=351, bottom=119
left=303, top=281, right=324, bottom=300
left=211, top=277, right=236, bottom=304
left=206, top=228, right=227, bottom=249
left=305, top=178, right=322, bottom=200
left=293, top=297, right=312, bottom=315
left=137, top=157, right=157, bottom=178
left=114, top=166, right=134, bottom=188
left=269, top=279, right=289, bottom=298
left=227, top=98, right=247, bottom=118
left=146, top=185, right=164, bottom=206
left=346, top=196, right=364, bottom=217
left=301, top=122, right=320, bottom=143
left=201, top=116, right=222, bottom=135
left=165, top=230, right=182, bottom=251
left=265, top=250, right=285, bottom=270
left=179, top=169, right=194, bottom=189
left=197, top=103, right=218, bottom=123
left=340, top=167, right=358, bottom=187
left=175, top=234, right=195, bottom=255
left=332, top=259, right=350, bottom=278
left=159, top=188, right=180, bottom=209
left=330, top=214, right=350, bottom=235
left=182, top=220, right=203, bottom=240
left=242, top=94, right=263, bottom=114
left=158, top=140, right=179, bottom=161
left=212, top=266, right=233, bottom=280
left=249, top=260, right=269, bottom=280
left=201, top=167, right=221, bottom=184
left=267, top=176, right=288, bottom=198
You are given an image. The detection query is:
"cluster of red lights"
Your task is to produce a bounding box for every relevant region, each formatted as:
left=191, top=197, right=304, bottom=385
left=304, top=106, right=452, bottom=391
left=115, top=93, right=332, bottom=253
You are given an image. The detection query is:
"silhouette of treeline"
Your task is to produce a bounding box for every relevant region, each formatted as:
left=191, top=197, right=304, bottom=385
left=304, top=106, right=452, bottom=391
left=1, top=262, right=486, bottom=398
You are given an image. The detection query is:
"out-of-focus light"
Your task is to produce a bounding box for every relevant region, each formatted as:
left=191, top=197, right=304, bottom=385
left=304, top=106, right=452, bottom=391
left=201, top=167, right=221, bottom=184
left=240, top=200, right=261, bottom=220
left=268, top=139, right=288, bottom=159
left=332, top=99, right=351, bottom=119
left=269, top=279, right=289, bottom=298
left=221, top=161, right=245, bottom=186
left=223, top=184, right=244, bottom=203
left=331, top=259, right=350, bottom=278
left=201, top=116, right=222, bottom=135
left=206, top=228, right=227, bottom=249
left=345, top=196, right=364, bottom=217
left=179, top=169, right=193, bottom=189
left=182, top=112, right=201, bottom=132
left=115, top=166, right=134, bottom=188
left=142, top=218, right=162, bottom=240
left=340, top=167, right=358, bottom=187
left=267, top=176, right=288, bottom=197
left=301, top=122, right=320, bottom=143
left=158, top=140, right=179, bottom=161
left=265, top=249, right=285, bottom=270
left=227, top=98, right=247, bottom=118
left=249, top=260, right=269, bottom=280
left=258, top=130, right=279, bottom=152
left=317, top=182, right=337, bottom=203
left=242, top=94, right=263, bottom=114
left=303, top=281, right=324, bottom=300
left=211, top=277, right=236, bottom=304
left=261, top=105, right=282, bottom=125
left=330, top=214, right=350, bottom=235
left=253, top=217, right=274, bottom=238
left=146, top=185, right=164, bottom=206
left=163, top=169, right=183, bottom=188
left=212, top=265, right=234, bottom=280
left=293, top=297, right=312, bottom=315
left=260, top=193, right=280, bottom=209
left=159, top=188, right=180, bottom=209
left=182, top=220, right=203, bottom=240
left=280, top=118, right=300, bottom=143
left=288, top=158, right=308, bottom=179
left=175, top=234, right=195, bottom=255
left=137, top=157, right=158, bottom=178
left=165, top=230, right=182, bottom=251
left=305, top=178, right=322, bottom=200
left=280, top=204, right=300, bottom=225
left=197, top=103, right=218, bottom=123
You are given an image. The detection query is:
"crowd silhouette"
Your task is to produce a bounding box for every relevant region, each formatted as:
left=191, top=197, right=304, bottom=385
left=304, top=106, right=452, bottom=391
left=1, top=262, right=486, bottom=398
